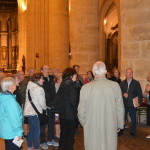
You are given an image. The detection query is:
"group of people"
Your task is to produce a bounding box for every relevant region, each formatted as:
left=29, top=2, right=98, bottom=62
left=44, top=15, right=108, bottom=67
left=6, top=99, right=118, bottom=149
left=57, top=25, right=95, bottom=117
left=0, top=61, right=149, bottom=150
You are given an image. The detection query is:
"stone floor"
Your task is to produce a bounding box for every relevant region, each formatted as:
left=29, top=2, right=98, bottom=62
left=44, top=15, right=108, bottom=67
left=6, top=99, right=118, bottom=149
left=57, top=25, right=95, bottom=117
left=1, top=123, right=150, bottom=150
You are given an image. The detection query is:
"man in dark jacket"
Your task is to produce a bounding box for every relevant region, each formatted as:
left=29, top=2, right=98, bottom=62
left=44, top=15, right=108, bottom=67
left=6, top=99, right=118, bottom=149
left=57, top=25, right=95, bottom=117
left=73, top=65, right=84, bottom=87
left=120, top=68, right=143, bottom=136
left=40, top=65, right=58, bottom=149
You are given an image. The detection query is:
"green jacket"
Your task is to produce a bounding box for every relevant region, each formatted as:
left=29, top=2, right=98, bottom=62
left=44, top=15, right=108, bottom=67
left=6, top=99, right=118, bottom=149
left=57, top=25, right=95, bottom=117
left=19, top=76, right=30, bottom=106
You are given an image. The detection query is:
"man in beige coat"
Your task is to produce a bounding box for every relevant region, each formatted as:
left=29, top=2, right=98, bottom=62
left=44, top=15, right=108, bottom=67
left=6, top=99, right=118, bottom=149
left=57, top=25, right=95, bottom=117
left=78, top=61, right=124, bottom=150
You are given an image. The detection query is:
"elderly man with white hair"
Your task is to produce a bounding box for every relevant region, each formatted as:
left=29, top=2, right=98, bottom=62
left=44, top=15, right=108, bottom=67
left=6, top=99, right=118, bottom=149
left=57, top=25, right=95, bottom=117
left=78, top=61, right=124, bottom=150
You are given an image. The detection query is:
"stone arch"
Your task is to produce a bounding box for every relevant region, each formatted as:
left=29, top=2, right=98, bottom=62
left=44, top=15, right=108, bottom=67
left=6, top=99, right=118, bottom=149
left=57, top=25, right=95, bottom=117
left=107, top=31, right=118, bottom=71
left=99, top=0, right=121, bottom=70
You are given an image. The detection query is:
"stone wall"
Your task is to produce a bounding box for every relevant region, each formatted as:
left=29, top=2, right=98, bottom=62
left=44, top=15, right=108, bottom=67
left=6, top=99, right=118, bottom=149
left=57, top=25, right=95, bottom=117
left=17, top=0, right=150, bottom=82
left=26, top=0, right=49, bottom=71
left=48, top=0, right=69, bottom=72
left=120, top=0, right=150, bottom=89
left=69, top=0, right=99, bottom=73
left=23, top=0, right=69, bottom=72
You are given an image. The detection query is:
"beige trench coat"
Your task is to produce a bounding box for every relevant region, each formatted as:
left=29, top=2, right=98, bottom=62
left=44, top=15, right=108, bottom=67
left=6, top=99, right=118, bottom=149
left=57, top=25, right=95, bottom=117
left=78, top=75, right=124, bottom=150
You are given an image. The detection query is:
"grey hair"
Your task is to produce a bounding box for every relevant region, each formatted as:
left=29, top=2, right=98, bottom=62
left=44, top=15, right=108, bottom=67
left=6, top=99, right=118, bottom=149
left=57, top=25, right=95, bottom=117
left=28, top=67, right=35, bottom=73
left=92, top=61, right=107, bottom=75
left=0, top=77, right=15, bottom=92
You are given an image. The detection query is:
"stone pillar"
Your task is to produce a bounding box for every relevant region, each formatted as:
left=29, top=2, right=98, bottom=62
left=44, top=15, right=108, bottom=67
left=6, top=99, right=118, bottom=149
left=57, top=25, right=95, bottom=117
left=26, top=0, right=69, bottom=72
left=18, top=6, right=27, bottom=71
left=48, top=0, right=69, bottom=71
left=120, top=0, right=150, bottom=88
left=69, top=0, right=99, bottom=74
left=26, top=0, right=49, bottom=71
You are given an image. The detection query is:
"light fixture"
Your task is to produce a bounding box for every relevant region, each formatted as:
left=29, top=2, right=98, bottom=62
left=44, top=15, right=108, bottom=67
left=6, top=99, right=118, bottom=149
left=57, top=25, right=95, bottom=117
left=69, top=0, right=71, bottom=12
left=17, top=0, right=27, bottom=12
left=104, top=18, right=107, bottom=25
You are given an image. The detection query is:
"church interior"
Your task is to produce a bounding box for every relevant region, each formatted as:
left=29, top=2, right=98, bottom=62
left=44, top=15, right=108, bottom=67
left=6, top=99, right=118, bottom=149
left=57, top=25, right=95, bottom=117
left=0, top=0, right=150, bottom=150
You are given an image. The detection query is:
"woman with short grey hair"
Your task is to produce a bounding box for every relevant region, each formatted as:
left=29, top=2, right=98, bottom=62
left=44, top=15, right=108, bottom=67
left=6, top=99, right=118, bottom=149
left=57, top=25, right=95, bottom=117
left=0, top=77, right=23, bottom=150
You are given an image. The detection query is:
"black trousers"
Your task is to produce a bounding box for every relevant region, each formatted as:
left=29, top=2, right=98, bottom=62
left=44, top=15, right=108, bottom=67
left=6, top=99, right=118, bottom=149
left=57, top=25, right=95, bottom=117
left=5, top=139, right=20, bottom=150
left=40, top=108, right=55, bottom=144
left=125, top=107, right=137, bottom=134
left=147, top=105, right=150, bottom=126
left=59, top=119, right=77, bottom=150
left=47, top=109, right=55, bottom=141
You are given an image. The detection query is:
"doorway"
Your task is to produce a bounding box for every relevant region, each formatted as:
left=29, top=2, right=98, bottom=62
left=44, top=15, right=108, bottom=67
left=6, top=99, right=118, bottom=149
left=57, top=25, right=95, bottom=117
left=101, top=2, right=119, bottom=72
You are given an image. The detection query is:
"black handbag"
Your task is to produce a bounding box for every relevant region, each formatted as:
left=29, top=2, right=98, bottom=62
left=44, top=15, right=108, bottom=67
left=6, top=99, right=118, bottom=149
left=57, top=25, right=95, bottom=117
left=28, top=90, right=48, bottom=125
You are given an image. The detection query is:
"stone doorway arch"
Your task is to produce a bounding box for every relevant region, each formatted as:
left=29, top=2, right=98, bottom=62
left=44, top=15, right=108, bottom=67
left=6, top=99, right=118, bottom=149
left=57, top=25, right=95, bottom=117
left=106, top=31, right=118, bottom=71
left=99, top=0, right=120, bottom=72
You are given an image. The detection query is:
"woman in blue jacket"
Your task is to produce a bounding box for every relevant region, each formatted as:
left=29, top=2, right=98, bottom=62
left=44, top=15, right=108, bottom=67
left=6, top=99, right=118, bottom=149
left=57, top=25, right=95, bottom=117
left=0, top=77, right=23, bottom=150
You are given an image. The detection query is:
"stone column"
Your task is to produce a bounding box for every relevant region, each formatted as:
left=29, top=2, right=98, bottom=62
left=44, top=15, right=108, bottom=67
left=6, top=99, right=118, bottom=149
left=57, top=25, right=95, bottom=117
left=26, top=0, right=69, bottom=72
left=18, top=6, right=27, bottom=71
left=69, top=0, right=99, bottom=74
left=26, top=0, right=49, bottom=71
left=120, top=0, right=150, bottom=88
left=48, top=0, right=69, bottom=72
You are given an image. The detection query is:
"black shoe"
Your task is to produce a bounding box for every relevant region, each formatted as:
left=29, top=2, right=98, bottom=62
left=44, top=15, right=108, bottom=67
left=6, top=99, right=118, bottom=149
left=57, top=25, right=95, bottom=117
left=130, top=133, right=135, bottom=136
left=54, top=136, right=60, bottom=139
left=118, top=131, right=124, bottom=136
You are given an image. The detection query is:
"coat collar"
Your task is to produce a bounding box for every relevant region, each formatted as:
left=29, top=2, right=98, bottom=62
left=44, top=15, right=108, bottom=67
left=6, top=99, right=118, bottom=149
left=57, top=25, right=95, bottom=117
left=1, top=91, right=16, bottom=98
left=94, top=74, right=107, bottom=81
left=125, top=78, right=134, bottom=83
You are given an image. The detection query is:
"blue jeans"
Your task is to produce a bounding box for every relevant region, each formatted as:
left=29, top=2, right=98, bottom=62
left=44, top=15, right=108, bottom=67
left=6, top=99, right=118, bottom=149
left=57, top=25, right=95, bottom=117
left=40, top=108, right=55, bottom=144
left=125, top=107, right=137, bottom=133
left=27, top=115, right=40, bottom=149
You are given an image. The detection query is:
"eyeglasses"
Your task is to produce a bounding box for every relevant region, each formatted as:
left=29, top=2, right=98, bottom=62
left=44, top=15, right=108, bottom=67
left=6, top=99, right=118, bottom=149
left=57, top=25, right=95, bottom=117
left=43, top=68, right=50, bottom=70
left=18, top=74, right=24, bottom=76
left=126, top=72, right=133, bottom=74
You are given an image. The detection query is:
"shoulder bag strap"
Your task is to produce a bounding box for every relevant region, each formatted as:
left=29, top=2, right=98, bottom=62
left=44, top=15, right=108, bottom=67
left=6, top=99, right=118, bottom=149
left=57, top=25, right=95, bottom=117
left=28, top=90, right=41, bottom=115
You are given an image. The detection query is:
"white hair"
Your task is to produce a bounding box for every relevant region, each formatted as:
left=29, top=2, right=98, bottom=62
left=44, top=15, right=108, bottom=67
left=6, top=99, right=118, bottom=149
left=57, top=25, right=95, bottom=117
left=92, top=61, right=107, bottom=75
left=0, top=77, right=15, bottom=92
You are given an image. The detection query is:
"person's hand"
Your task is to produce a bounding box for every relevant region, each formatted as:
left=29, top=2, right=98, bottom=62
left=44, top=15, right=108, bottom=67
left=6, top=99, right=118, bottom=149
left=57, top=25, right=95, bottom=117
left=117, top=129, right=120, bottom=132
left=17, top=137, right=23, bottom=141
left=123, top=93, right=128, bottom=98
left=135, top=103, right=140, bottom=108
